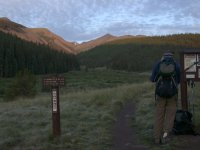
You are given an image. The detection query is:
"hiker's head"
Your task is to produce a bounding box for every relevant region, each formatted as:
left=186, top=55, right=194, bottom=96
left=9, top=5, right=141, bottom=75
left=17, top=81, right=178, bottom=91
left=161, top=51, right=174, bottom=61
left=163, top=51, right=174, bottom=58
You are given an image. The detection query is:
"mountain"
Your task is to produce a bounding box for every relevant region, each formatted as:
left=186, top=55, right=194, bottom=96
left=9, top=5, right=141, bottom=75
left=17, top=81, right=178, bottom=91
left=75, top=34, right=137, bottom=53
left=0, top=29, right=80, bottom=77
left=78, top=33, right=200, bottom=72
left=0, top=17, right=75, bottom=54
left=75, top=34, right=117, bottom=53
left=0, top=17, right=145, bottom=54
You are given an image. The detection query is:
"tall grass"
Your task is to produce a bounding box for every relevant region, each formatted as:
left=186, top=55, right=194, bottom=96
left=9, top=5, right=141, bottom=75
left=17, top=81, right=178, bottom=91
left=2, top=69, right=200, bottom=149
left=0, top=70, right=151, bottom=150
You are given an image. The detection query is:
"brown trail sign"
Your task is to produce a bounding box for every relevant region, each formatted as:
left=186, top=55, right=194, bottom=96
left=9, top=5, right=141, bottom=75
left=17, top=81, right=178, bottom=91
left=43, top=75, right=65, bottom=137
left=43, top=76, right=65, bottom=87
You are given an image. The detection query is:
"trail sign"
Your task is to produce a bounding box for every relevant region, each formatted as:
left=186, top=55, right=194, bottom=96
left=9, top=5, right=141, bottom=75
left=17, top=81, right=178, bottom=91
left=52, top=89, right=58, bottom=112
left=180, top=50, right=200, bottom=110
left=43, top=75, right=65, bottom=137
left=43, top=75, right=65, bottom=87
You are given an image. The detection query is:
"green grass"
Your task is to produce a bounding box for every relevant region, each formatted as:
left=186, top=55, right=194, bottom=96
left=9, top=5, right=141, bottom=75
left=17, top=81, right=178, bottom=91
left=0, top=78, right=13, bottom=99
left=0, top=70, right=151, bottom=150
left=2, top=69, right=200, bottom=149
left=63, top=69, right=149, bottom=92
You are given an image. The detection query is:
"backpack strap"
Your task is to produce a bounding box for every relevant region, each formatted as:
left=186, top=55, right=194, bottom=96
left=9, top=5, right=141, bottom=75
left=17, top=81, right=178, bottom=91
left=171, top=76, right=178, bottom=90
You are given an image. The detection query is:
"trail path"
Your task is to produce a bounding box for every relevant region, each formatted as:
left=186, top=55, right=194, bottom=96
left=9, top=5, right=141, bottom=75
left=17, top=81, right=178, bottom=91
left=113, top=101, right=200, bottom=150
left=113, top=102, right=148, bottom=150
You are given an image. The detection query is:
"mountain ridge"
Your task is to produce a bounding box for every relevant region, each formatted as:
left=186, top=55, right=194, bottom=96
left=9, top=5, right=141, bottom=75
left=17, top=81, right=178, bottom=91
left=0, top=17, right=141, bottom=54
left=0, top=17, right=76, bottom=53
left=74, top=33, right=146, bottom=53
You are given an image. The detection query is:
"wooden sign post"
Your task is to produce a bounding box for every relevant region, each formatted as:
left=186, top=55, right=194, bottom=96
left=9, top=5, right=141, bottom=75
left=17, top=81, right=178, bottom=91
left=180, top=50, right=200, bottom=110
left=43, top=75, right=65, bottom=137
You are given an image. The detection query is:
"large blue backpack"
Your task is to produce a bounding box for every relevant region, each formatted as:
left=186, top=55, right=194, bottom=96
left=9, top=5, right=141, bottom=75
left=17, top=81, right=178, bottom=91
left=155, top=58, right=177, bottom=98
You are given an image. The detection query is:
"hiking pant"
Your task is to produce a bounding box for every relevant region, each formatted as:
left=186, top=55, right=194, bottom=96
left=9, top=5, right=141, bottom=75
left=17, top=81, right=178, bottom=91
left=154, top=94, right=177, bottom=142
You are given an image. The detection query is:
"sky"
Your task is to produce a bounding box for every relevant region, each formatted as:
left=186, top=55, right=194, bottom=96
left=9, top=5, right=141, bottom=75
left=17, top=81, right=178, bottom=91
left=0, top=0, right=200, bottom=42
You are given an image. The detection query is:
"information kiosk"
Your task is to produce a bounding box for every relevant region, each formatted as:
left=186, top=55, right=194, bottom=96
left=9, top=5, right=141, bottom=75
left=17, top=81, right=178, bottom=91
left=180, top=50, right=200, bottom=110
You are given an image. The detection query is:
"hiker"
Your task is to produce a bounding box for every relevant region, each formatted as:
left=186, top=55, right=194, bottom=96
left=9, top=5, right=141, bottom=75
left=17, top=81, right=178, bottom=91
left=150, top=51, right=181, bottom=144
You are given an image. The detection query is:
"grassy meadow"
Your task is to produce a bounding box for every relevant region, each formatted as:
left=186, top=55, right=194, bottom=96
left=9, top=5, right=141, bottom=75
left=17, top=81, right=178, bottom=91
left=0, top=69, right=151, bottom=150
left=1, top=69, right=200, bottom=150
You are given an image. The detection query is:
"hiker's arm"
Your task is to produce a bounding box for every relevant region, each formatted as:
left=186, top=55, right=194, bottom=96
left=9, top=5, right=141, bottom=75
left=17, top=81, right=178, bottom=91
left=150, top=62, right=159, bottom=82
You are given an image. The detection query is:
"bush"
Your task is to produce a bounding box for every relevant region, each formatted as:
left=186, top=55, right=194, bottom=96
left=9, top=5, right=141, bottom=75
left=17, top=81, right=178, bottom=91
left=5, top=70, right=37, bottom=101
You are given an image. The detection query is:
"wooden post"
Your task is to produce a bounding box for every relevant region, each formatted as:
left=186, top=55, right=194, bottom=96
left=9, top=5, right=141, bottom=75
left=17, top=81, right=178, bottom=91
left=180, top=51, right=188, bottom=111
left=43, top=75, right=65, bottom=138
left=51, top=87, right=61, bottom=137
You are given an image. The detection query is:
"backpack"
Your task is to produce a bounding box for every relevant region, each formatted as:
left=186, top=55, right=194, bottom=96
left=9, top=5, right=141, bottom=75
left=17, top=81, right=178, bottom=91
left=159, top=58, right=175, bottom=77
left=173, top=110, right=195, bottom=135
left=155, top=58, right=177, bottom=98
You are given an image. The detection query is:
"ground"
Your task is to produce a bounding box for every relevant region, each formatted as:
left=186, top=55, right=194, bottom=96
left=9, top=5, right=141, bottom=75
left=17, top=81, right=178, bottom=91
left=113, top=102, right=147, bottom=150
left=113, top=102, right=200, bottom=150
left=172, top=135, right=200, bottom=150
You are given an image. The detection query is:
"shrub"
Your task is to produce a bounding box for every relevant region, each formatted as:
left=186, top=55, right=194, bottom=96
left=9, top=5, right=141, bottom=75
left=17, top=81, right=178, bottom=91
left=5, top=69, right=37, bottom=101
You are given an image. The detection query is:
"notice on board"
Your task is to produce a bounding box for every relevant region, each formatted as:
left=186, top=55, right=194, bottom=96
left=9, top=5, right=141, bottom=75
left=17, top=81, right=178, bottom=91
left=184, top=54, right=196, bottom=72
left=186, top=74, right=195, bottom=79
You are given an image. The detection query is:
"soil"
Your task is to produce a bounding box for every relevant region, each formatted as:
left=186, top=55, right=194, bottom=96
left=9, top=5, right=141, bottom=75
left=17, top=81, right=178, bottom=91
left=113, top=102, right=148, bottom=150
left=172, top=135, right=200, bottom=150
left=113, top=102, right=200, bottom=150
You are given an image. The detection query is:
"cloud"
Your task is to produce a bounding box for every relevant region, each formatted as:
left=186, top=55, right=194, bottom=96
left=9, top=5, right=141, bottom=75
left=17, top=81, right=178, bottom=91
left=0, top=0, right=200, bottom=41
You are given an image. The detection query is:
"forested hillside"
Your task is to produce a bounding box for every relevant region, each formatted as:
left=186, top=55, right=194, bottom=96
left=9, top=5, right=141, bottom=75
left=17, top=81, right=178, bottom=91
left=0, top=31, right=80, bottom=77
left=78, top=34, right=200, bottom=71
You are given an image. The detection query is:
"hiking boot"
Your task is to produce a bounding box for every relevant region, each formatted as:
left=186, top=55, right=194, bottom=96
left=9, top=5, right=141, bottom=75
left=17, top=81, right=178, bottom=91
left=161, top=132, right=171, bottom=144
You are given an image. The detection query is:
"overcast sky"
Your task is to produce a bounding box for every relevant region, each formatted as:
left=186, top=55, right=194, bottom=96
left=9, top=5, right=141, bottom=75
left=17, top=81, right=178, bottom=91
left=0, top=0, right=200, bottom=42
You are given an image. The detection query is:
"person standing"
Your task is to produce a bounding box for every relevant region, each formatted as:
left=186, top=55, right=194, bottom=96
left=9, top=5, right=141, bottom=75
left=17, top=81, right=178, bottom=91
left=150, top=51, right=181, bottom=144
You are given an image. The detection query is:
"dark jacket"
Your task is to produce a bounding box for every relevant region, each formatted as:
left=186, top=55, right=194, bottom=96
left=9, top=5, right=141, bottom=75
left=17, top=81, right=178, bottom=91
left=150, top=59, right=181, bottom=84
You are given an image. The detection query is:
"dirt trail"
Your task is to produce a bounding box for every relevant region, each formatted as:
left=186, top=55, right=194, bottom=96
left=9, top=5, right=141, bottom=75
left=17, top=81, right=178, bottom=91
left=113, top=101, right=200, bottom=150
left=113, top=102, right=148, bottom=150
left=172, top=135, right=200, bottom=150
